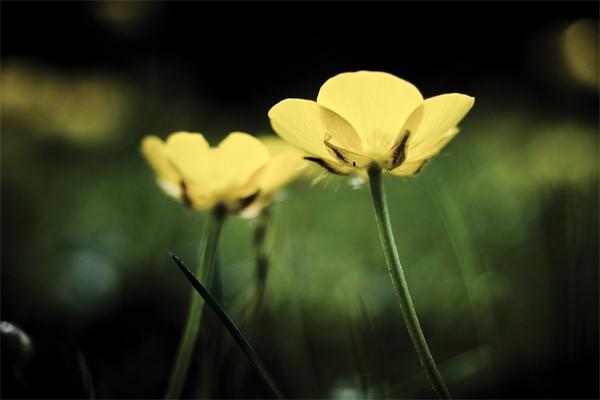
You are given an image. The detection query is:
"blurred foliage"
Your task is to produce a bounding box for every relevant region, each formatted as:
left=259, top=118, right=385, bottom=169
left=1, top=10, right=599, bottom=399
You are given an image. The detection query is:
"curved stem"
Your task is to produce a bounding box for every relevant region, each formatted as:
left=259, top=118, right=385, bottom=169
left=165, top=205, right=227, bottom=399
left=367, top=165, right=451, bottom=399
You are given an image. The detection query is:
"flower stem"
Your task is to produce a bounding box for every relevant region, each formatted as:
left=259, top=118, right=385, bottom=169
left=367, top=165, right=451, bottom=399
left=252, top=208, right=271, bottom=314
left=165, top=205, right=227, bottom=399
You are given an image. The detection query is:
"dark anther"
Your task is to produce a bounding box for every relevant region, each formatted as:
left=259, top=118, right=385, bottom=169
left=237, top=190, right=261, bottom=211
left=180, top=181, right=193, bottom=208
left=325, top=143, right=351, bottom=165
left=324, top=135, right=361, bottom=167
left=388, top=130, right=411, bottom=170
left=304, top=157, right=350, bottom=175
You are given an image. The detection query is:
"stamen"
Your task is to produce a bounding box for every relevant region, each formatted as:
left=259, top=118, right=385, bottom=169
left=180, top=181, right=193, bottom=208
left=328, top=145, right=351, bottom=164
left=387, top=130, right=411, bottom=170
left=323, top=135, right=352, bottom=166
left=304, top=157, right=351, bottom=175
left=323, top=134, right=372, bottom=168
left=236, top=190, right=261, bottom=211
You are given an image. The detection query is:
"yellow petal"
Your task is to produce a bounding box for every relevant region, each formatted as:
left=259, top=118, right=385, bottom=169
left=161, top=132, right=214, bottom=209
left=406, top=94, right=474, bottom=160
left=164, top=131, right=210, bottom=184
left=157, top=180, right=183, bottom=200
left=316, top=71, right=423, bottom=154
left=268, top=98, right=363, bottom=162
left=183, top=187, right=217, bottom=211
left=141, top=135, right=184, bottom=200
left=141, top=135, right=181, bottom=183
left=379, top=102, right=424, bottom=169
left=214, top=132, right=270, bottom=195
left=199, top=132, right=269, bottom=211
left=389, top=127, right=461, bottom=177
left=413, top=127, right=460, bottom=161
left=256, top=136, right=307, bottom=194
left=323, top=134, right=373, bottom=168
left=389, top=159, right=429, bottom=177
left=257, top=152, right=306, bottom=196
left=258, top=135, right=300, bottom=156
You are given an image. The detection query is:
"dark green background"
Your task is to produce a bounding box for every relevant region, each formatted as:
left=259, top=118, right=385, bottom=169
left=2, top=1, right=598, bottom=398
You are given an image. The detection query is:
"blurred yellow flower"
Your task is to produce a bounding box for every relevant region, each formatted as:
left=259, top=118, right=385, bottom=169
left=141, top=132, right=305, bottom=213
left=268, top=71, right=474, bottom=176
left=1, top=62, right=131, bottom=147
left=239, top=136, right=307, bottom=217
left=562, top=19, right=599, bottom=90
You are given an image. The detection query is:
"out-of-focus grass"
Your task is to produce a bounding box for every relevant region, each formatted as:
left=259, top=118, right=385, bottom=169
left=1, top=61, right=598, bottom=398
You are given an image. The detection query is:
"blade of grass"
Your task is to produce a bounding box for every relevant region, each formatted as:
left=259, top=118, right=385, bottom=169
left=423, top=176, right=497, bottom=384
left=346, top=314, right=370, bottom=398
left=357, top=297, right=389, bottom=399
left=76, top=351, right=95, bottom=399
left=165, top=206, right=226, bottom=399
left=169, top=253, right=284, bottom=400
left=194, top=254, right=226, bottom=399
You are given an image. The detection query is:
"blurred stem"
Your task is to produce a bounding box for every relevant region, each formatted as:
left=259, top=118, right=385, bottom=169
left=228, top=208, right=272, bottom=396
left=252, top=207, right=271, bottom=314
left=367, top=165, right=451, bottom=399
left=165, top=205, right=227, bottom=399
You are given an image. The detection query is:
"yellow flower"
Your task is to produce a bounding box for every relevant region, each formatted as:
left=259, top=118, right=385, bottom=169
left=268, top=71, right=474, bottom=176
left=239, top=136, right=307, bottom=217
left=141, top=131, right=305, bottom=213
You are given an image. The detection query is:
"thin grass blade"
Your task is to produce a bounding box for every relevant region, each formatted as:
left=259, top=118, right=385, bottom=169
left=169, top=253, right=284, bottom=399
left=76, top=351, right=95, bottom=399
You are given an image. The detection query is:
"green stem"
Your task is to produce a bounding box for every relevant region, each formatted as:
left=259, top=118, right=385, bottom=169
left=252, top=208, right=271, bottom=314
left=367, top=165, right=451, bottom=399
left=227, top=209, right=272, bottom=397
left=165, top=205, right=227, bottom=399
